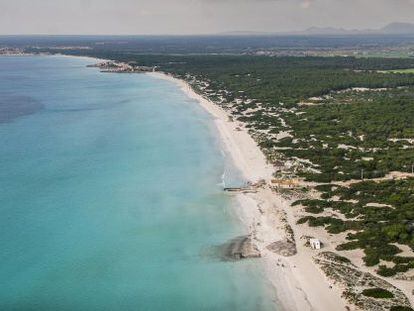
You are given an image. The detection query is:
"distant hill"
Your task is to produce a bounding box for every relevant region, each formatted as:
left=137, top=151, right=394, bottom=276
left=381, top=22, right=414, bottom=34
left=217, top=22, right=414, bottom=36
left=298, top=23, right=414, bottom=36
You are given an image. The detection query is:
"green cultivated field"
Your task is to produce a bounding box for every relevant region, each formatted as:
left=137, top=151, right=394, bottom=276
left=390, top=68, right=414, bottom=73
left=380, top=68, right=414, bottom=74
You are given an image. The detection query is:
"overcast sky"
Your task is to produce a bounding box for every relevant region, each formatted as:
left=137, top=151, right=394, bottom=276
left=1, top=0, right=414, bottom=35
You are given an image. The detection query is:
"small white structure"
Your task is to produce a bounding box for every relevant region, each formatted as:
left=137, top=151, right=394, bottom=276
left=310, top=238, right=321, bottom=250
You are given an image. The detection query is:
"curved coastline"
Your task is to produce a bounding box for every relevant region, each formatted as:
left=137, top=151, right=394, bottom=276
left=14, top=53, right=410, bottom=311
left=0, top=55, right=278, bottom=310
left=46, top=54, right=348, bottom=310
left=147, top=71, right=348, bottom=311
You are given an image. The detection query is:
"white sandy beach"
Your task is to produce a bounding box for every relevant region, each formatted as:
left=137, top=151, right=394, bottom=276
left=148, top=72, right=350, bottom=311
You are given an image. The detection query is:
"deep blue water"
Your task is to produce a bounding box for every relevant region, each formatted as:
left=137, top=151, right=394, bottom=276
left=0, top=55, right=276, bottom=310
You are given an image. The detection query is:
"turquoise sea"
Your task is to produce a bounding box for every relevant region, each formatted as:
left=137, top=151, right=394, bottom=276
left=0, top=56, right=276, bottom=310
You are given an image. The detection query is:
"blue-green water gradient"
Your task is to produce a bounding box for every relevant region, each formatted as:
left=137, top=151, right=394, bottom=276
left=0, top=55, right=276, bottom=310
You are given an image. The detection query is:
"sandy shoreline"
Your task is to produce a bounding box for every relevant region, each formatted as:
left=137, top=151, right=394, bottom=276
left=11, top=54, right=410, bottom=310
left=148, top=71, right=349, bottom=311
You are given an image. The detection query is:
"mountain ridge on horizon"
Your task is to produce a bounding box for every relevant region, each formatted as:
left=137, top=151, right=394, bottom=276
left=219, top=22, right=414, bottom=36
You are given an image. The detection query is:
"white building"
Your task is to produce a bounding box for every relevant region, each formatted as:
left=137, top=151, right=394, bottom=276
left=310, top=238, right=321, bottom=250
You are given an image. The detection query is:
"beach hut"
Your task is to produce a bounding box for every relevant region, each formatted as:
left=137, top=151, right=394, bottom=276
left=271, top=178, right=299, bottom=188
left=310, top=238, right=321, bottom=250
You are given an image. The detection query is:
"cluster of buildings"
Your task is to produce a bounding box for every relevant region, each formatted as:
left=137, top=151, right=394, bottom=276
left=0, top=47, right=26, bottom=55
left=88, top=61, right=154, bottom=73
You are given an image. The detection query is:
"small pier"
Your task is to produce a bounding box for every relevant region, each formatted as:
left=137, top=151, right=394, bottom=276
left=223, top=180, right=266, bottom=193
left=223, top=187, right=248, bottom=192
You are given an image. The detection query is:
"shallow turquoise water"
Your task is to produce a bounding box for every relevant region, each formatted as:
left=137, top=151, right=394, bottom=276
left=0, top=55, right=276, bottom=310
